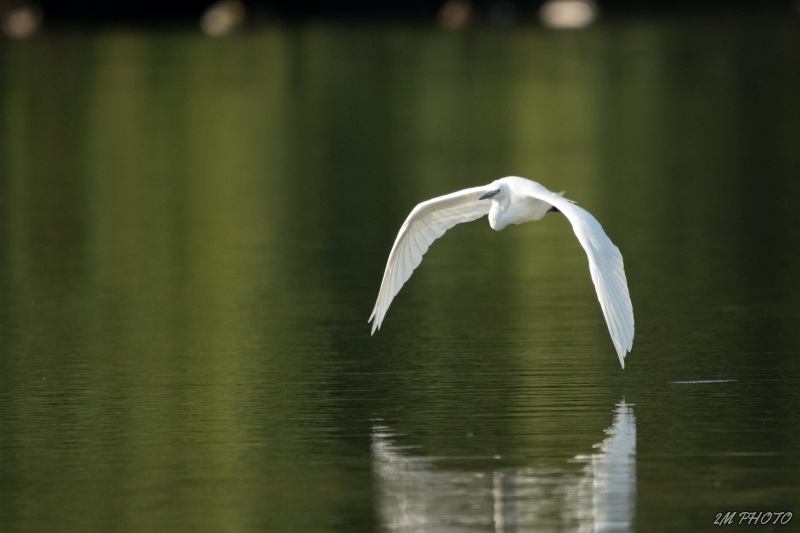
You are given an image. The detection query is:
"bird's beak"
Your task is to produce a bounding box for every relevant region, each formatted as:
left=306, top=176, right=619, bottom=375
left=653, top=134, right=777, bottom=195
left=479, top=189, right=499, bottom=200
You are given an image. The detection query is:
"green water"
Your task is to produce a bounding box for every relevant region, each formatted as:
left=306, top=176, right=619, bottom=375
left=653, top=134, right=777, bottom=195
left=1, top=17, right=799, bottom=533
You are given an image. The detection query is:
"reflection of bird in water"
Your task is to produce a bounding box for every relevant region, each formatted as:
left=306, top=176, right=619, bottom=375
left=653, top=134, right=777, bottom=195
left=369, top=176, right=634, bottom=367
left=371, top=400, right=636, bottom=533
left=574, top=400, right=637, bottom=532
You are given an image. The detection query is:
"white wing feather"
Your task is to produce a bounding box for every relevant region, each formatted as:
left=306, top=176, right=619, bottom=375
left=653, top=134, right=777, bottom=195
left=518, top=179, right=634, bottom=368
left=369, top=186, right=491, bottom=334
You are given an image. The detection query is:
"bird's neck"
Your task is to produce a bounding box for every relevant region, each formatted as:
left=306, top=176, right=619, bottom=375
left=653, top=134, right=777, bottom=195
left=488, top=202, right=509, bottom=231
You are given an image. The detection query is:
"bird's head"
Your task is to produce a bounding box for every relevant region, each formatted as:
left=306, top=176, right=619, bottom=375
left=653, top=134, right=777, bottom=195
left=479, top=181, right=504, bottom=201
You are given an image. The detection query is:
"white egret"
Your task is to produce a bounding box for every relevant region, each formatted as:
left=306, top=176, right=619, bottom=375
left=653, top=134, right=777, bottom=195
left=369, top=176, right=634, bottom=367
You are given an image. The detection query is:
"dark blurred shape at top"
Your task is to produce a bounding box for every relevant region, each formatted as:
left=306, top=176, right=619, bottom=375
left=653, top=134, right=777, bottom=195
left=438, top=0, right=472, bottom=29
left=200, top=0, right=246, bottom=35
left=36, top=0, right=799, bottom=24
left=2, top=2, right=42, bottom=37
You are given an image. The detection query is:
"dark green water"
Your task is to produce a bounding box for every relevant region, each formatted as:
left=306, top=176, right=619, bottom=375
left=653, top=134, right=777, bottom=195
left=1, top=16, right=799, bottom=533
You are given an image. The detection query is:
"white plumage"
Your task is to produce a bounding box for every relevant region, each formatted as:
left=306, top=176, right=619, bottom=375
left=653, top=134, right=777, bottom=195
left=369, top=176, right=634, bottom=368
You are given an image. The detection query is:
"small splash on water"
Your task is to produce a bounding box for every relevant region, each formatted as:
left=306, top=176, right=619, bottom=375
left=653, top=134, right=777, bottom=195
left=669, top=379, right=736, bottom=384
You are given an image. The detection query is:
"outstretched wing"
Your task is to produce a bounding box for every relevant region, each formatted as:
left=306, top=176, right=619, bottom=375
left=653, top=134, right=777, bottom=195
left=520, top=180, right=635, bottom=368
left=369, top=186, right=491, bottom=334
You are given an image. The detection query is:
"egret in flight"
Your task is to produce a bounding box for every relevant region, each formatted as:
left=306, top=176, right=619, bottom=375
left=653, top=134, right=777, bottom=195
left=368, top=176, right=634, bottom=368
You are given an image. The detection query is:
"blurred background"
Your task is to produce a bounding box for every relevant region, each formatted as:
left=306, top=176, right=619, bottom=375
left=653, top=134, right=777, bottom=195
left=1, top=1, right=799, bottom=533
left=1, top=0, right=799, bottom=36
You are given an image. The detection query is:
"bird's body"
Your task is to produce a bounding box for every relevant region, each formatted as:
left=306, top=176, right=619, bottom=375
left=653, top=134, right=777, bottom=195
left=487, top=178, right=555, bottom=230
left=369, top=176, right=634, bottom=368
